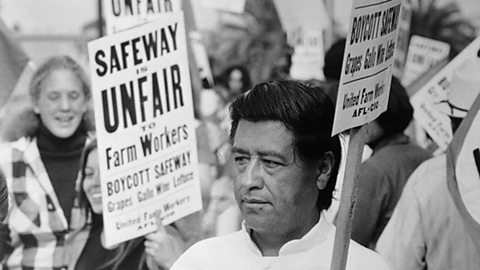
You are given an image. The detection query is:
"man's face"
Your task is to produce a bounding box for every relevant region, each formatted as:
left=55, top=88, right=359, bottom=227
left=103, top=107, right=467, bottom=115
left=232, top=120, right=321, bottom=236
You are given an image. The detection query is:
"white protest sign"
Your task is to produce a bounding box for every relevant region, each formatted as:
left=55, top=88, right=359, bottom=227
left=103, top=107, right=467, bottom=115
left=402, top=35, right=450, bottom=88
left=410, top=36, right=480, bottom=151
left=289, top=29, right=325, bottom=80
left=104, top=0, right=181, bottom=35
left=200, top=0, right=246, bottom=14
left=88, top=12, right=202, bottom=247
left=332, top=0, right=402, bottom=135
left=392, top=0, right=411, bottom=78
left=274, top=0, right=330, bottom=80
left=273, top=0, right=330, bottom=33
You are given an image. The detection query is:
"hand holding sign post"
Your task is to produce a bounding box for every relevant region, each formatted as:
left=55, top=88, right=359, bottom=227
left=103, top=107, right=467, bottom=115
left=330, top=1, right=402, bottom=269
left=144, top=212, right=185, bottom=269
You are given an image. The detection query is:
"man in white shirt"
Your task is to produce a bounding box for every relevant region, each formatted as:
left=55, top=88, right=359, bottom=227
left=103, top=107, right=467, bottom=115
left=171, top=80, right=392, bottom=270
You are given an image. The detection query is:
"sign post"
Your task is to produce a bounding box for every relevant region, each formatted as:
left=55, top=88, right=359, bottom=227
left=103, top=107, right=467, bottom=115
left=88, top=12, right=202, bottom=247
left=330, top=0, right=402, bottom=269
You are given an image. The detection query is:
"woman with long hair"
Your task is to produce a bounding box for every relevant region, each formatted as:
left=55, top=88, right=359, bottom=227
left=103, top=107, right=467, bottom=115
left=75, top=138, right=195, bottom=270
left=0, top=55, right=94, bottom=269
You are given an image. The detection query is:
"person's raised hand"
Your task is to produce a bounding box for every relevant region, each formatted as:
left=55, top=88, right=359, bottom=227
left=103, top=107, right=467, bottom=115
left=144, top=213, right=185, bottom=269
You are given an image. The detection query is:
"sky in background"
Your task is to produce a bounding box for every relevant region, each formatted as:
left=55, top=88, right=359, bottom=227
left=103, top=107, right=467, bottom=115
left=0, top=0, right=97, bottom=35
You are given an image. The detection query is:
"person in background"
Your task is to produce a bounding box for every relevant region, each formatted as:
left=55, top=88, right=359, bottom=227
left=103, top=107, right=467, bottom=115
left=351, top=77, right=431, bottom=249
left=171, top=80, right=392, bottom=270
left=75, top=139, right=188, bottom=270
left=0, top=55, right=93, bottom=269
left=218, top=64, right=252, bottom=104
left=201, top=175, right=242, bottom=238
left=215, top=64, right=253, bottom=142
left=321, top=38, right=346, bottom=103
left=0, top=169, right=7, bottom=222
left=376, top=56, right=480, bottom=270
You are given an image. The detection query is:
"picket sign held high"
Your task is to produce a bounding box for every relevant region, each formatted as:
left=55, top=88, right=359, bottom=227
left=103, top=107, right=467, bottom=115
left=329, top=0, right=403, bottom=269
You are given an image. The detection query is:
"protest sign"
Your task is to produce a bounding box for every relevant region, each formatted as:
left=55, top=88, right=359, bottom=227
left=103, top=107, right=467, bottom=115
left=410, top=36, right=480, bottom=152
left=103, top=0, right=181, bottom=34
left=331, top=1, right=402, bottom=270
left=289, top=29, right=325, bottom=80
left=274, top=0, right=330, bottom=80
left=88, top=12, right=202, bottom=247
left=402, top=35, right=450, bottom=88
left=392, top=0, right=411, bottom=78
left=332, top=0, right=402, bottom=135
left=274, top=0, right=330, bottom=33
left=447, top=93, right=480, bottom=253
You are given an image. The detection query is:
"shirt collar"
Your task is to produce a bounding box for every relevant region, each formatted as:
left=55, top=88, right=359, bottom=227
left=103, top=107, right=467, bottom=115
left=241, top=211, right=334, bottom=256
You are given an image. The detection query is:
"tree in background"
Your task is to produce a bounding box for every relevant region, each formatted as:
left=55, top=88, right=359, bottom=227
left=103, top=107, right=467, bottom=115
left=202, top=0, right=291, bottom=85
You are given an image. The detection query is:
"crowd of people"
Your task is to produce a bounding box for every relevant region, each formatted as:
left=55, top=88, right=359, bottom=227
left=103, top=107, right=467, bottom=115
left=0, top=33, right=478, bottom=270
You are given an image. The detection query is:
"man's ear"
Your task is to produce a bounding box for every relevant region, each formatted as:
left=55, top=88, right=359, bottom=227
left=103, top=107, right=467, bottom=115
left=316, top=151, right=335, bottom=190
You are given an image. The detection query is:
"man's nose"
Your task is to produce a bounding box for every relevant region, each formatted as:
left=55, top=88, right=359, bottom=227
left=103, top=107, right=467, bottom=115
left=240, top=157, right=263, bottom=189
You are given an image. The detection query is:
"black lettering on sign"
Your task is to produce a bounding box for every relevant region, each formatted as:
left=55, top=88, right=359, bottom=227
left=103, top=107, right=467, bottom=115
left=101, top=64, right=185, bottom=133
left=111, top=0, right=173, bottom=16
left=93, top=23, right=178, bottom=75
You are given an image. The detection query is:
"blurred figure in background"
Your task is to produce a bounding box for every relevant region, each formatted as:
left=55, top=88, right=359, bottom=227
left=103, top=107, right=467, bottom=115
left=217, top=64, right=252, bottom=104
left=321, top=38, right=346, bottom=103
left=0, top=55, right=93, bottom=269
left=376, top=55, right=480, bottom=270
left=0, top=169, right=7, bottom=222
left=201, top=175, right=242, bottom=238
left=351, top=76, right=431, bottom=249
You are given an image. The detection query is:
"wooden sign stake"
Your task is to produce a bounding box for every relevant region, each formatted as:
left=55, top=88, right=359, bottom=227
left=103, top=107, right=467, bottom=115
left=330, top=125, right=366, bottom=270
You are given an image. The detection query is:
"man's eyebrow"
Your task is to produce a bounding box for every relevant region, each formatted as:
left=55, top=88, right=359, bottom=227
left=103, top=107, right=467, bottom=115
left=232, top=147, right=286, bottom=160
left=256, top=150, right=285, bottom=159
left=231, top=147, right=249, bottom=155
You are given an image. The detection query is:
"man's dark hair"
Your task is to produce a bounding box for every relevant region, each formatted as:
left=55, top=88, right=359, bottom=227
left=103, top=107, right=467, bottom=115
left=376, top=76, right=413, bottom=136
left=229, top=80, right=342, bottom=211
